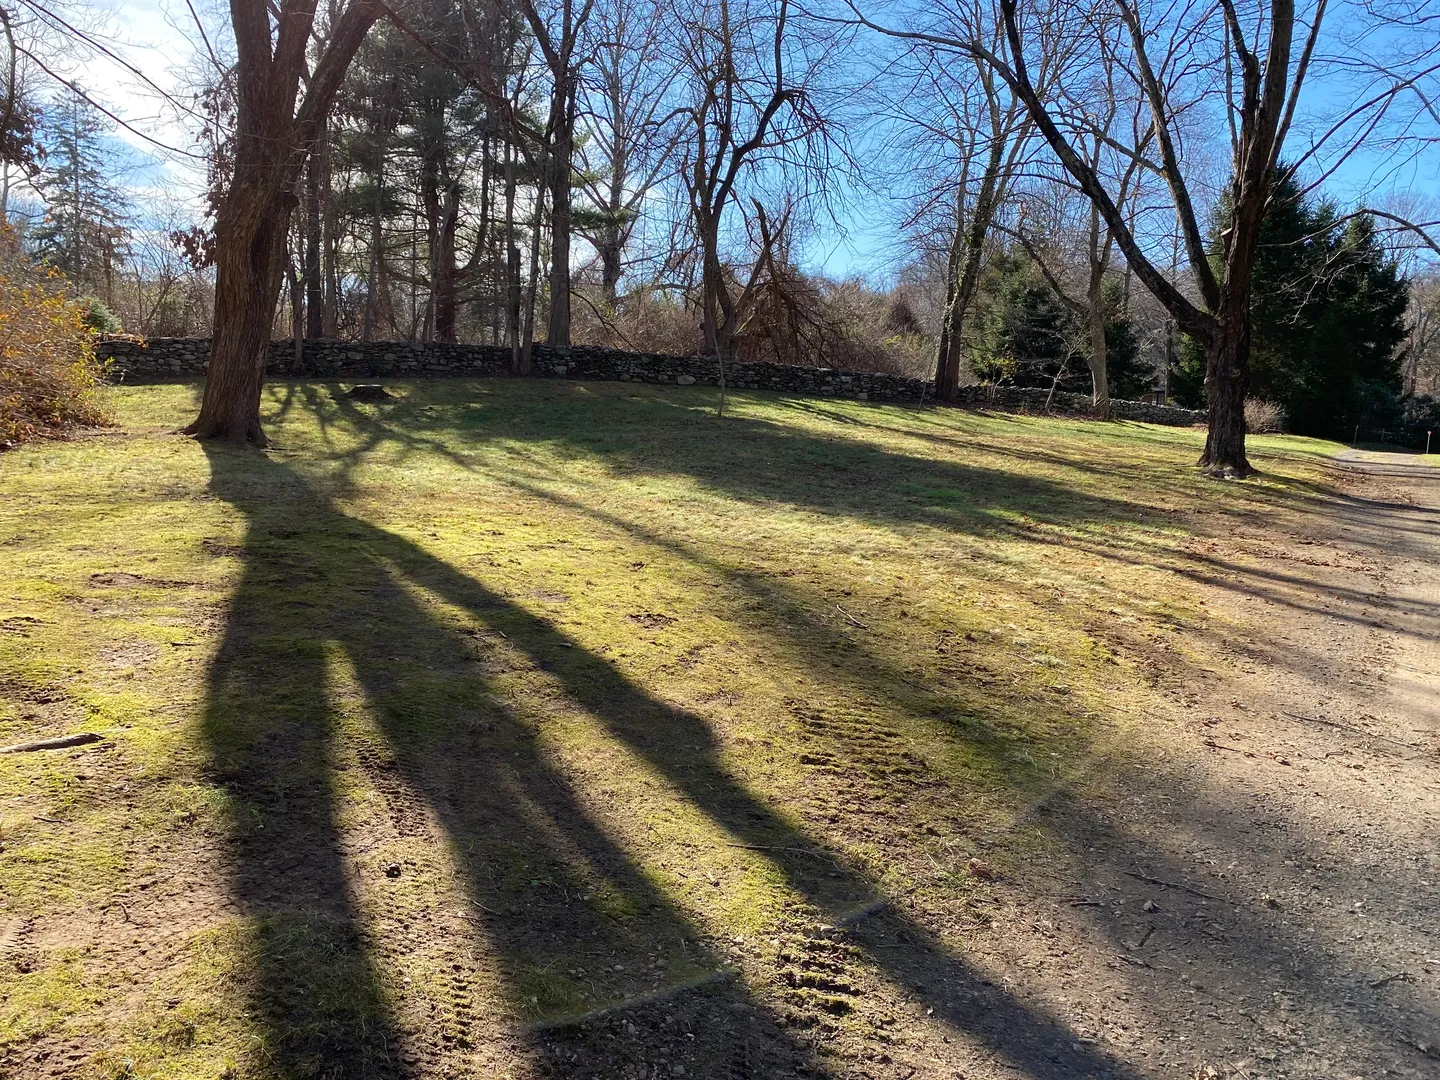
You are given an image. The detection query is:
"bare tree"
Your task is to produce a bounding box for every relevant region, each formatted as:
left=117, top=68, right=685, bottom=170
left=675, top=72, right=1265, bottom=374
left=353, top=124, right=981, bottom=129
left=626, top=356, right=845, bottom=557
left=674, top=0, right=841, bottom=362
left=1007, top=37, right=1150, bottom=416
left=520, top=0, right=597, bottom=347
left=852, top=0, right=1427, bottom=475
left=575, top=0, right=683, bottom=305
left=885, top=21, right=1038, bottom=402
left=184, top=0, right=381, bottom=445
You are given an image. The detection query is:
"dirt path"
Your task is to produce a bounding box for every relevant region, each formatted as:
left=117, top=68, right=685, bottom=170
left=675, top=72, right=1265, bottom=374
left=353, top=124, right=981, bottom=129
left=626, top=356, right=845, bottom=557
left=928, top=450, right=1440, bottom=1079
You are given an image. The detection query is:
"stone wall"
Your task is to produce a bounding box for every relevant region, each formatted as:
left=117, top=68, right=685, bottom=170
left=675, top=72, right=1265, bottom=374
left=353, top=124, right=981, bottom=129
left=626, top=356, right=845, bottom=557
left=95, top=336, right=1204, bottom=426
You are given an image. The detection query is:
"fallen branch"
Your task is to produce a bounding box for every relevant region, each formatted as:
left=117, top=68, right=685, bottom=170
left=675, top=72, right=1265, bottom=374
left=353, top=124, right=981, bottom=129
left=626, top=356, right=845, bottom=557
left=1, top=732, right=103, bottom=754
left=1123, top=870, right=1219, bottom=901
left=836, top=604, right=869, bottom=629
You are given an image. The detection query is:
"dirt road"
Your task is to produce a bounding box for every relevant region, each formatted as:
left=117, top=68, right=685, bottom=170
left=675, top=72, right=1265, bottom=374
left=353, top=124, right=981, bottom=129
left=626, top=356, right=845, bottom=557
left=928, top=450, right=1440, bottom=1079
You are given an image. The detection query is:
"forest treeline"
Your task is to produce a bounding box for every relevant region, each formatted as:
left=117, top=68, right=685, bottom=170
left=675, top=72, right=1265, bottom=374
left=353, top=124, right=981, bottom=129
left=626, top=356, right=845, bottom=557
left=2, top=0, right=1439, bottom=451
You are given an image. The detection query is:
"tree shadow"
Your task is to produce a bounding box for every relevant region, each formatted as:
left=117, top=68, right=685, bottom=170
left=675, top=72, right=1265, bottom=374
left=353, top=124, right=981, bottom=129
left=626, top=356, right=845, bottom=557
left=198, top=441, right=1148, bottom=1079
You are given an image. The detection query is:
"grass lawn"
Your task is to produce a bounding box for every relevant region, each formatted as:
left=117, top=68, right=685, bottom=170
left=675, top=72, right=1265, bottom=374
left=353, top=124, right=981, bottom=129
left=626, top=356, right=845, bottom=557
left=0, top=379, right=1346, bottom=1078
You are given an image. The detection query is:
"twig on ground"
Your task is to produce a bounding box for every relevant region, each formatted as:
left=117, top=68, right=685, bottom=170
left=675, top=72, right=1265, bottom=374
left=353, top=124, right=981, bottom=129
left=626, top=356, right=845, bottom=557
left=1282, top=711, right=1421, bottom=751
left=102, top=899, right=132, bottom=923
left=1123, top=870, right=1220, bottom=901
left=33, top=815, right=63, bottom=824
left=1203, top=738, right=1246, bottom=753
left=836, top=604, right=869, bottom=629
left=1115, top=953, right=1154, bottom=969
left=1370, top=971, right=1413, bottom=989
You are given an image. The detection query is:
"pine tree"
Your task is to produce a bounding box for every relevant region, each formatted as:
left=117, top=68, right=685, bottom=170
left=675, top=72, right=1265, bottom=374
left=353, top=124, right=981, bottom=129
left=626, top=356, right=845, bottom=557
left=1171, top=169, right=1409, bottom=438
left=31, top=92, right=131, bottom=303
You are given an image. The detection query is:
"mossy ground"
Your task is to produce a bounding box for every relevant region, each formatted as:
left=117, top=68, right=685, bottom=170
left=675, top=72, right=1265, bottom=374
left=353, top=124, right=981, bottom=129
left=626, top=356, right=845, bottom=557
left=0, top=380, right=1347, bottom=1078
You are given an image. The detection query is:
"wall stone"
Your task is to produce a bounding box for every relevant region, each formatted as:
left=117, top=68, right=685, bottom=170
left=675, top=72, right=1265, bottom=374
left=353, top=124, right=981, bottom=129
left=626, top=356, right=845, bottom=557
left=95, top=336, right=1205, bottom=427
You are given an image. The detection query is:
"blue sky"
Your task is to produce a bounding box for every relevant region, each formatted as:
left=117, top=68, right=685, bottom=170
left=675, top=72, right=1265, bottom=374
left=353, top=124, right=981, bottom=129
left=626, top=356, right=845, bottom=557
left=65, top=0, right=1440, bottom=281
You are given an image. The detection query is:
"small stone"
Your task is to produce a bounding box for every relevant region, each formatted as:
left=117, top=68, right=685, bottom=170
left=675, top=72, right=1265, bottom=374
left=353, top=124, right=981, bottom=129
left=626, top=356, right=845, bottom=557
left=384, top=863, right=402, bottom=878
left=676, top=374, right=696, bottom=385
left=1142, top=899, right=1158, bottom=913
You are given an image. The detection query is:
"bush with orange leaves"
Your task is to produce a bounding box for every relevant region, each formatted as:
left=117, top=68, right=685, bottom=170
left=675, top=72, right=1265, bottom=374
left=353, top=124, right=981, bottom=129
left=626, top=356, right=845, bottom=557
left=0, top=263, right=110, bottom=449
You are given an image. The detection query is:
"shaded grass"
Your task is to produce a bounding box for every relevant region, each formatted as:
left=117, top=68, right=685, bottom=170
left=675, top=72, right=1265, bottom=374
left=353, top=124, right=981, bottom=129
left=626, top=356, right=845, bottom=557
left=0, top=378, right=1349, bottom=1078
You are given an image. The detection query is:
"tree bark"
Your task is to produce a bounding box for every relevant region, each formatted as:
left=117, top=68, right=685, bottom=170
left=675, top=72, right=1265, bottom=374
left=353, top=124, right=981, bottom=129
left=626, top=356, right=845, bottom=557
left=1086, top=275, right=1109, bottom=418
left=184, top=0, right=380, bottom=445
left=598, top=232, right=622, bottom=308
left=320, top=131, right=339, bottom=336
left=304, top=156, right=324, bottom=340
left=933, top=221, right=965, bottom=400
left=934, top=130, right=1007, bottom=402
left=547, top=81, right=576, bottom=346
left=1200, top=314, right=1252, bottom=476
left=185, top=189, right=293, bottom=445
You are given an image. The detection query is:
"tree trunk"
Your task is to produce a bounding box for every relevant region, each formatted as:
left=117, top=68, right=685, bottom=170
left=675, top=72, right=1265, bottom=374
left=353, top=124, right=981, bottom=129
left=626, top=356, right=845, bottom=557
left=319, top=133, right=339, bottom=337
left=547, top=83, right=575, bottom=347
left=1086, top=277, right=1109, bottom=418
left=183, top=0, right=380, bottom=445
left=433, top=184, right=460, bottom=342
left=697, top=211, right=726, bottom=358
left=288, top=255, right=304, bottom=371
left=520, top=181, right=545, bottom=373
left=1200, top=314, right=1252, bottom=476
left=933, top=221, right=966, bottom=400
left=507, top=246, right=522, bottom=369
left=599, top=231, right=622, bottom=308
left=363, top=170, right=382, bottom=341
left=304, top=158, right=324, bottom=340
left=183, top=191, right=292, bottom=445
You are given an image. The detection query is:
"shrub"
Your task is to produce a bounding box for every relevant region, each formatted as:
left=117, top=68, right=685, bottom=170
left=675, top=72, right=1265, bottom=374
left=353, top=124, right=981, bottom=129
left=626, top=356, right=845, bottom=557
left=0, top=267, right=111, bottom=448
left=1244, top=397, right=1286, bottom=434
left=79, top=296, right=122, bottom=333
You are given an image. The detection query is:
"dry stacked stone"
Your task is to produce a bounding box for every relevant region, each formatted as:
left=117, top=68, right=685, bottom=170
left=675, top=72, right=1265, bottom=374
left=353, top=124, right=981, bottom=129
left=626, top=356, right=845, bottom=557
left=94, top=336, right=1205, bottom=426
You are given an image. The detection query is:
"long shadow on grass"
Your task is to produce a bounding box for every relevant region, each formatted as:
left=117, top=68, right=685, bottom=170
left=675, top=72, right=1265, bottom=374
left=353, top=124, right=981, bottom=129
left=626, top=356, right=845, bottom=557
left=242, top=384, right=1438, bottom=1073
left=200, top=442, right=1142, bottom=1080
left=315, top=383, right=1440, bottom=647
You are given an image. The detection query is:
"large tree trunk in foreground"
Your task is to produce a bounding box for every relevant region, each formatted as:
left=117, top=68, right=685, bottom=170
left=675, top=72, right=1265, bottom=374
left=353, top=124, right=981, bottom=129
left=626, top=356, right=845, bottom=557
left=183, top=0, right=380, bottom=446
left=184, top=190, right=293, bottom=445
left=1200, top=315, right=1252, bottom=476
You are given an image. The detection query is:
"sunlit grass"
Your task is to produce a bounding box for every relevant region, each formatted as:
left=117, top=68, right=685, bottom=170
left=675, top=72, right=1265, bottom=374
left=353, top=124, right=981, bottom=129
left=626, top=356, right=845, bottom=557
left=0, top=378, right=1347, bottom=1076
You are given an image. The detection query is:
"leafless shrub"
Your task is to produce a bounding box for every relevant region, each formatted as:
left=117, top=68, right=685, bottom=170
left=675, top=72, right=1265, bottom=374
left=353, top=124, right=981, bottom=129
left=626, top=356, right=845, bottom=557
left=1244, top=398, right=1286, bottom=434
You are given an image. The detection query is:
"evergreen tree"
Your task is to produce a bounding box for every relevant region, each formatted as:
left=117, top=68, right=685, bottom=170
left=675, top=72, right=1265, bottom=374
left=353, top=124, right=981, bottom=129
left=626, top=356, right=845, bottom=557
left=31, top=92, right=131, bottom=302
left=1171, top=170, right=1409, bottom=438
left=971, top=252, right=1150, bottom=398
